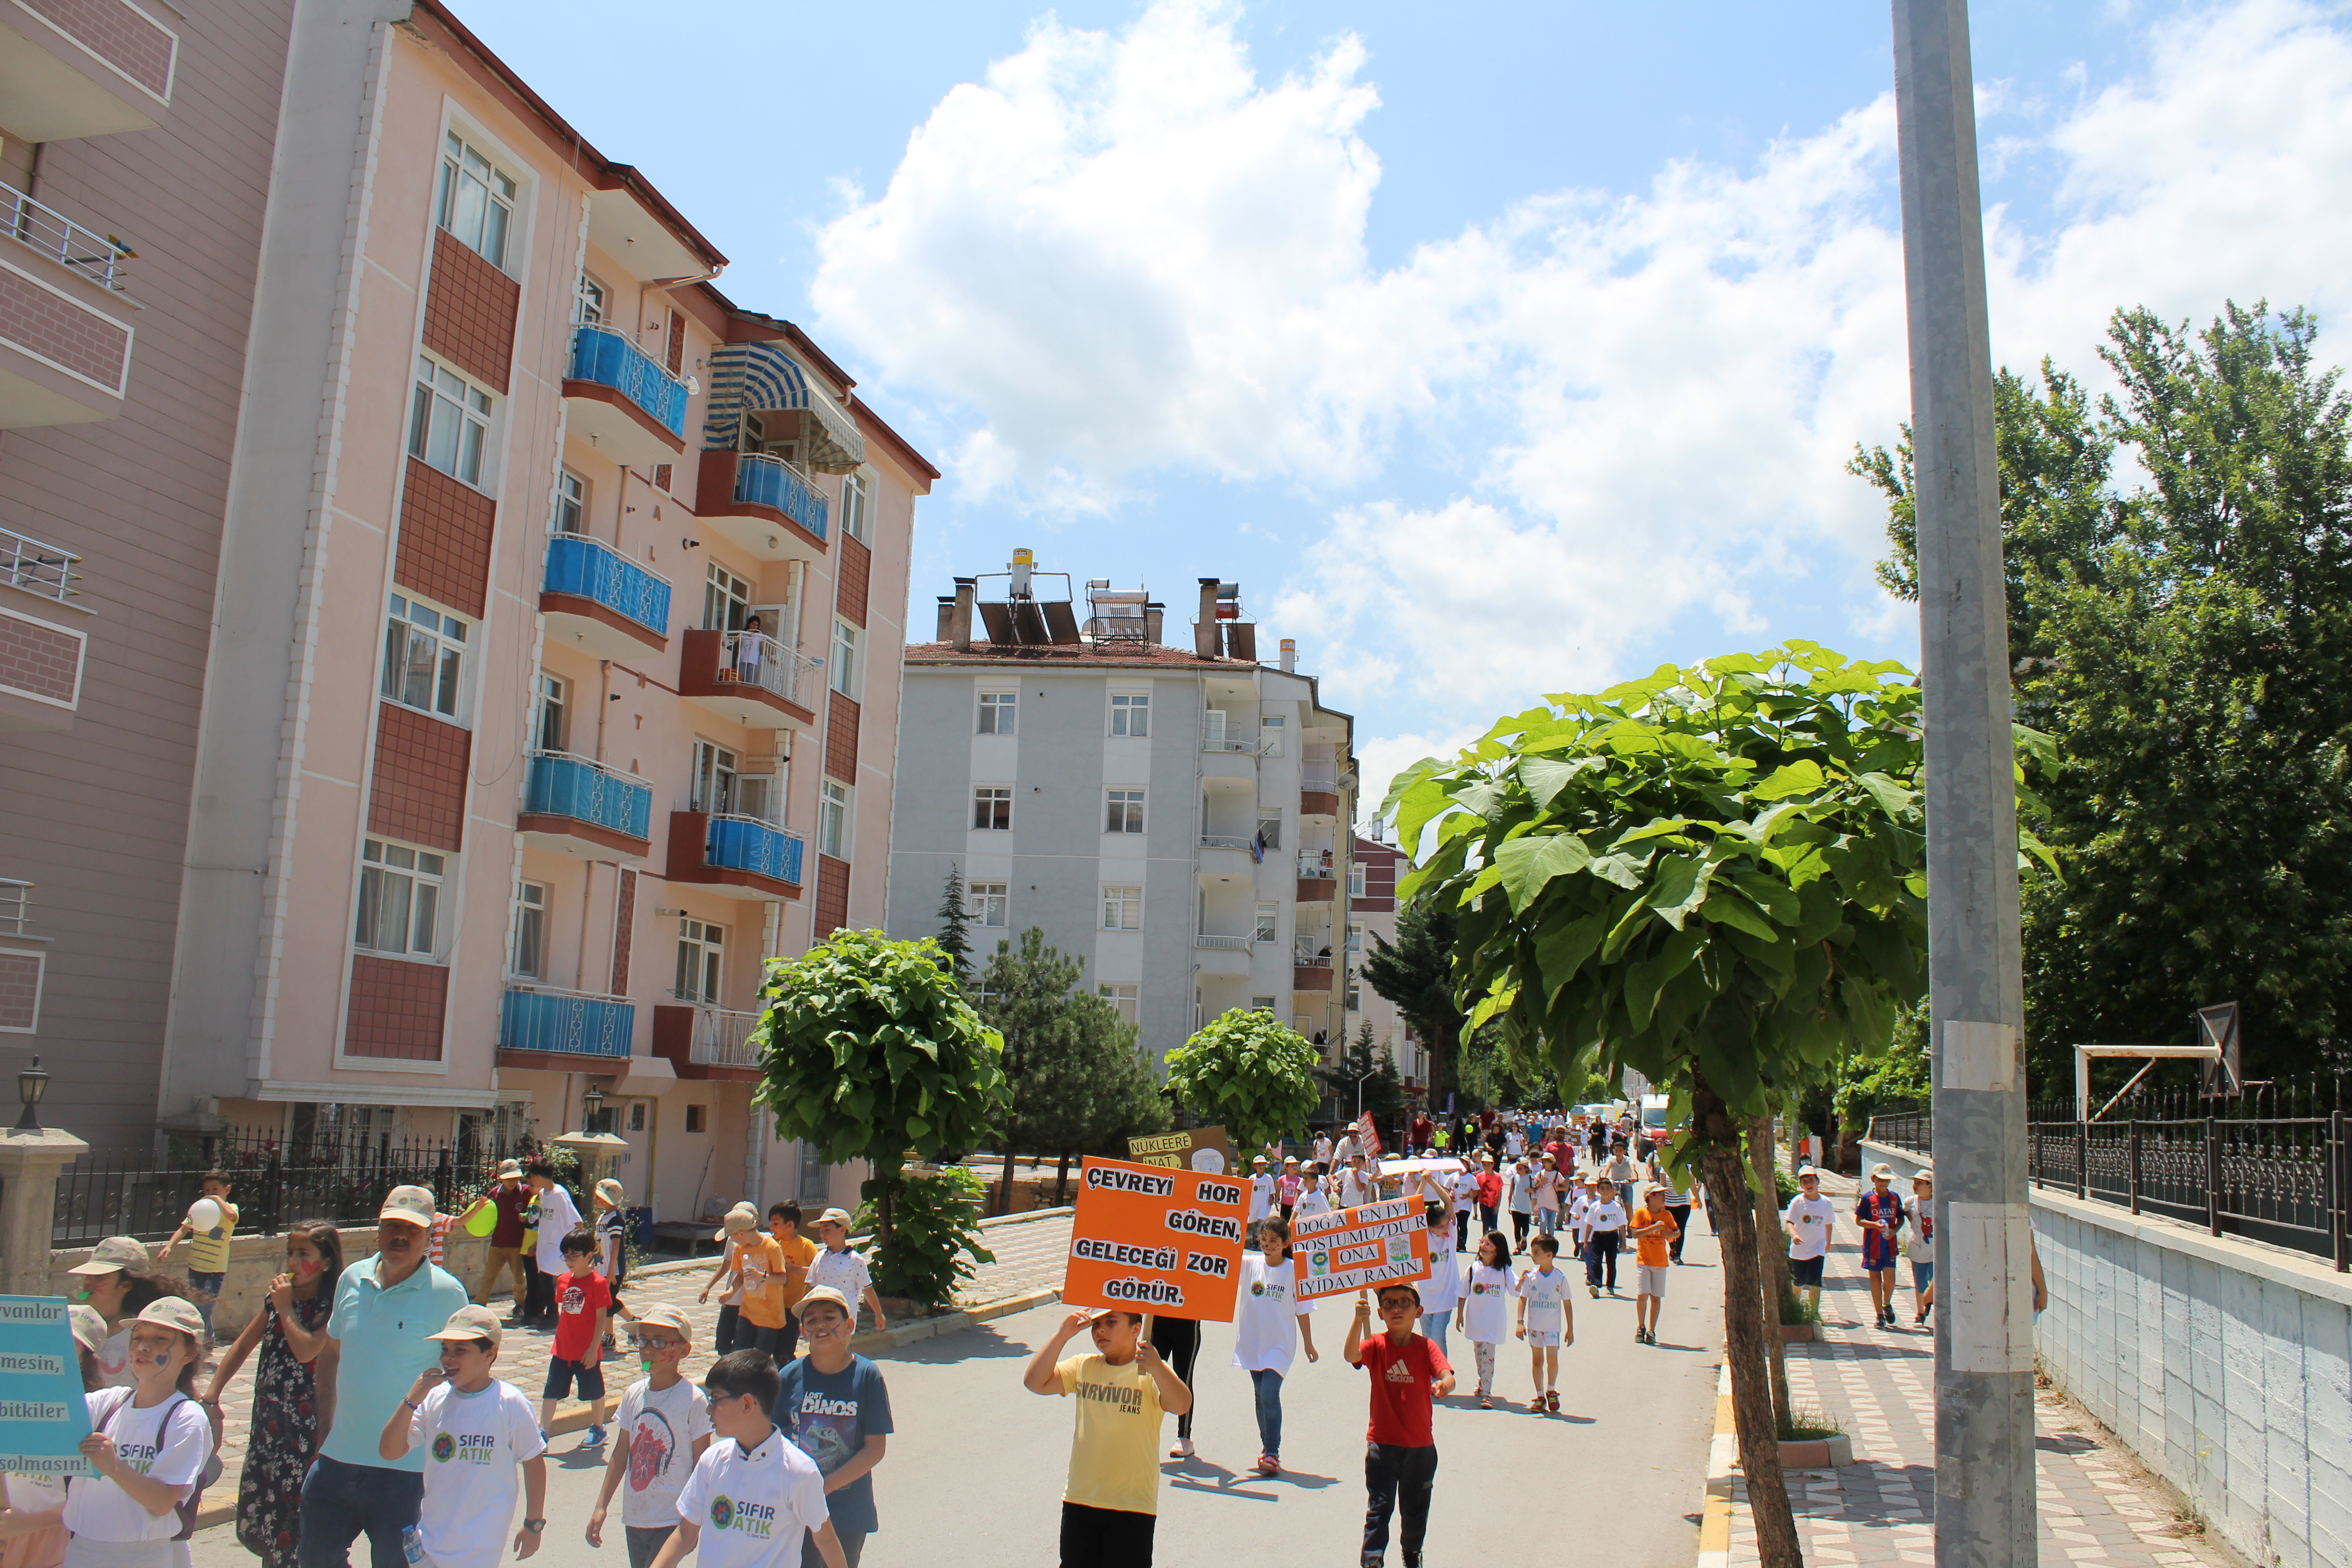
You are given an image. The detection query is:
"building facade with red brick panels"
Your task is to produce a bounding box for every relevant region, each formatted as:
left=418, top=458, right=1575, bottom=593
left=0, top=0, right=299, bottom=1151
left=1346, top=832, right=1428, bottom=1095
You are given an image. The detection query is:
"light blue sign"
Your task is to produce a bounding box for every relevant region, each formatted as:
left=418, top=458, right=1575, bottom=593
left=0, top=1295, right=93, bottom=1478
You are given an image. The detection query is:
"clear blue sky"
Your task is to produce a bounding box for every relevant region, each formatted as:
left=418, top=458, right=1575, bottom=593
left=465, top=0, right=2352, bottom=794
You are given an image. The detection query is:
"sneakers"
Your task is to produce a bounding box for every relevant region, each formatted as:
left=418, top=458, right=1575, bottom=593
left=1588, top=1284, right=1600, bottom=1298
left=1168, top=1437, right=1194, bottom=1459
left=1634, top=1323, right=1646, bottom=1341
left=580, top=1425, right=607, bottom=1450
left=1478, top=1394, right=1493, bottom=1410
left=1255, top=1452, right=1280, bottom=1476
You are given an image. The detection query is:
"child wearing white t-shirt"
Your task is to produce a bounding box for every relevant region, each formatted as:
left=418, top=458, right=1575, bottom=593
left=1294, top=1171, right=1332, bottom=1219
left=1230, top=1217, right=1318, bottom=1477
left=1452, top=1230, right=1514, bottom=1410
left=1416, top=1203, right=1460, bottom=1355
left=654, top=1351, right=843, bottom=1568
left=378, top=1304, right=549, bottom=1568
left=588, top=1304, right=712, bottom=1568
left=1783, top=1169, right=1839, bottom=1318
left=1514, top=1234, right=1574, bottom=1413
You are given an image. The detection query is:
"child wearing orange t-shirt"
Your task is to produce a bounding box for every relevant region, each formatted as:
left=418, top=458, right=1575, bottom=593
left=1627, top=1187, right=1681, bottom=1345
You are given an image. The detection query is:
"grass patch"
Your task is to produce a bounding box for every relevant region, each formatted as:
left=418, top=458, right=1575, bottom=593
left=1778, top=1289, right=1821, bottom=1326
left=1777, top=1405, right=1845, bottom=1442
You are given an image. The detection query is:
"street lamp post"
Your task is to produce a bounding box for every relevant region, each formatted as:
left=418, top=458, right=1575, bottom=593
left=1890, top=2, right=2037, bottom=1563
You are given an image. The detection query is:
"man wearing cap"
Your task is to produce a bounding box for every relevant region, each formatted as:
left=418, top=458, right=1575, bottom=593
left=299, top=1182, right=471, bottom=1568
left=473, top=1160, right=533, bottom=1313
left=773, top=1286, right=893, bottom=1567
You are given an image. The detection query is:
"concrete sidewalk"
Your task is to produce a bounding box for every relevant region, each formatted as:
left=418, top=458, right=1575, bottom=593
left=1711, top=1173, right=2243, bottom=1568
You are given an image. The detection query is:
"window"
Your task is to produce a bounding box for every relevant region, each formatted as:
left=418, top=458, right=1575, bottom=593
left=1110, top=693, right=1149, bottom=737
left=1348, top=862, right=1367, bottom=898
left=1102, top=885, right=1142, bottom=931
left=437, top=131, right=516, bottom=269
left=382, top=593, right=469, bottom=721
left=977, top=691, right=1016, bottom=735
left=575, top=274, right=606, bottom=324
left=839, top=472, right=870, bottom=543
left=972, top=786, right=1011, bottom=831
left=1346, top=980, right=1361, bottom=1011
left=830, top=621, right=859, bottom=699
left=685, top=1104, right=707, bottom=1133
left=551, top=470, right=584, bottom=535
left=972, top=882, right=1009, bottom=928
left=1255, top=902, right=1279, bottom=944
left=409, top=355, right=491, bottom=486
left=1348, top=921, right=1364, bottom=953
left=1099, top=983, right=1138, bottom=1028
left=355, top=838, right=445, bottom=958
left=1255, top=815, right=1282, bottom=851
left=704, top=563, right=751, bottom=633
left=1260, top=714, right=1285, bottom=755
left=691, top=740, right=740, bottom=815
left=819, top=779, right=851, bottom=858
left=510, top=880, right=547, bottom=978
left=532, top=673, right=565, bottom=753
left=1251, top=996, right=1277, bottom=1014
left=675, top=917, right=723, bottom=1002
left=1105, top=789, right=1146, bottom=834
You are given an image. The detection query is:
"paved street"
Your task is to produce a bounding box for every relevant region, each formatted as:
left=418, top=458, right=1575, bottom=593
left=189, top=1216, right=1726, bottom=1567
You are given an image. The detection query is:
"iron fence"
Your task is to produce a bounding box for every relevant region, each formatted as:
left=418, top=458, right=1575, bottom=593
left=53, top=1127, right=539, bottom=1247
left=1867, top=1078, right=2349, bottom=1270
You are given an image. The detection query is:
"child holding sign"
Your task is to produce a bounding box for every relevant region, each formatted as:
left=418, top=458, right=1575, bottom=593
left=1346, top=1284, right=1454, bottom=1568
left=1231, top=1217, right=1317, bottom=1477
left=1022, top=1310, right=1192, bottom=1567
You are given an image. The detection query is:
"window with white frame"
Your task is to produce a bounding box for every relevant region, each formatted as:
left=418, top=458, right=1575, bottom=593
left=1105, top=789, right=1145, bottom=834
left=1251, top=996, right=1276, bottom=1014
left=1102, top=885, right=1142, bottom=931
left=1255, top=902, right=1279, bottom=944
left=1348, top=921, right=1364, bottom=953
left=972, top=786, right=1011, bottom=831
left=977, top=691, right=1015, bottom=735
left=1346, top=979, right=1361, bottom=1011
left=575, top=274, right=606, bottom=324
left=1099, top=983, right=1138, bottom=1028
left=551, top=470, right=584, bottom=535
left=675, top=917, right=723, bottom=1003
left=820, top=779, right=851, bottom=858
left=437, top=131, right=517, bottom=270
left=971, top=882, right=1009, bottom=928
left=510, top=880, right=547, bottom=978
left=691, top=740, right=740, bottom=815
left=382, top=592, right=470, bottom=722
left=1259, top=714, right=1285, bottom=755
left=355, top=838, right=446, bottom=959
left=839, top=472, right=870, bottom=543
left=704, top=563, right=751, bottom=633
left=532, top=672, right=565, bottom=753
left=830, top=621, right=859, bottom=699
left=1110, top=692, right=1149, bottom=737
left=1256, top=815, right=1282, bottom=851
left=409, top=356, right=491, bottom=486
left=1348, top=862, right=1367, bottom=898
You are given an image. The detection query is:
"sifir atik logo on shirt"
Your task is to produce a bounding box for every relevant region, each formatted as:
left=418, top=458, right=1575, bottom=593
left=710, top=1494, right=774, bottom=1538
left=430, top=1432, right=500, bottom=1465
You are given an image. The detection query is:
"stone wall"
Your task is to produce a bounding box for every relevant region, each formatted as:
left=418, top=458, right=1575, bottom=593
left=49, top=1224, right=505, bottom=1336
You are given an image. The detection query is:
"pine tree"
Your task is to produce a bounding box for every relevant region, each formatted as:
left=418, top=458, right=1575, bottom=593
left=935, top=864, right=974, bottom=982
left=1318, top=1019, right=1403, bottom=1131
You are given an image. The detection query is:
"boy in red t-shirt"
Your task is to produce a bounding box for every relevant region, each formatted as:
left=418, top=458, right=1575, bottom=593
left=541, top=1225, right=612, bottom=1449
left=1346, top=1282, right=1455, bottom=1568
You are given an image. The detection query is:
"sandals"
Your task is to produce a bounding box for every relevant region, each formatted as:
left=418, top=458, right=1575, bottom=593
left=1528, top=1396, right=1547, bottom=1412
left=1547, top=1390, right=1560, bottom=1413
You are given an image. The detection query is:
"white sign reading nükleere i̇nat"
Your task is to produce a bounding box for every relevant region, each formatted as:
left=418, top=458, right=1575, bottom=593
left=0, top=1296, right=94, bottom=1476
left=1943, top=1203, right=2035, bottom=1373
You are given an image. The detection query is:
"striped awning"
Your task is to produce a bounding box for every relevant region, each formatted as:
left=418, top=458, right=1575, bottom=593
left=701, top=343, right=867, bottom=473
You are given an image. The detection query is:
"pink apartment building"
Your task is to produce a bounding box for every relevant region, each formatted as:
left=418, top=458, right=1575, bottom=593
left=0, top=0, right=300, bottom=1152
left=154, top=1, right=927, bottom=1224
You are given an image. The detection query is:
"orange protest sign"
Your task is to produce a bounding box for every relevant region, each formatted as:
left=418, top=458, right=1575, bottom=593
left=1062, top=1156, right=1249, bottom=1322
left=1291, top=1195, right=1432, bottom=1301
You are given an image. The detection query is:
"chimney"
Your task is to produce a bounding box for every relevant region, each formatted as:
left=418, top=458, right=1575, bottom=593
left=1195, top=578, right=1221, bottom=660
left=951, top=578, right=977, bottom=651
left=1144, top=601, right=1165, bottom=645
left=935, top=596, right=956, bottom=642
left=1279, top=637, right=1296, bottom=673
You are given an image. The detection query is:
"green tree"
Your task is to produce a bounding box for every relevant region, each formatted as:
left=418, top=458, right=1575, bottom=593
left=752, top=929, right=1009, bottom=1291
left=1318, top=1019, right=1402, bottom=1130
left=1382, top=644, right=2049, bottom=1568
left=1857, top=302, right=2352, bottom=1089
left=1165, top=1009, right=1321, bottom=1149
left=935, top=864, right=975, bottom=983
left=1361, top=898, right=1465, bottom=1098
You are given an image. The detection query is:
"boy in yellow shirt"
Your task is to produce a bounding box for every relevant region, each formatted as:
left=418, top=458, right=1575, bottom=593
left=765, top=1202, right=819, bottom=1362
left=1021, top=1308, right=1192, bottom=1567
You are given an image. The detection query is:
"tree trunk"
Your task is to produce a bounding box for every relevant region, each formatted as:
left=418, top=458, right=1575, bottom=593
left=1750, top=1112, right=1793, bottom=1427
left=1696, top=1073, right=1804, bottom=1568
left=1054, top=1152, right=1072, bottom=1207
left=996, top=1144, right=1018, bottom=1218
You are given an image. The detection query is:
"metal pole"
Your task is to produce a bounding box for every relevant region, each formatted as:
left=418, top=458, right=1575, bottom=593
left=1891, top=4, right=2035, bottom=1563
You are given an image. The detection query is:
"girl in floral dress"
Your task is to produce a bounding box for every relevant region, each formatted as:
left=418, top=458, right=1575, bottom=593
left=203, top=1223, right=341, bottom=1568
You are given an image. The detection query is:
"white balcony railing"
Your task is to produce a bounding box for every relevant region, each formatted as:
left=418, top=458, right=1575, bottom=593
left=1194, top=933, right=1252, bottom=951
left=712, top=632, right=818, bottom=709
left=691, top=1006, right=764, bottom=1068
left=3, top=179, right=130, bottom=290
left=1201, top=716, right=1258, bottom=753
left=1302, top=764, right=1339, bottom=791
left=2, top=527, right=80, bottom=603
left=1200, top=834, right=1254, bottom=852
left=1294, top=951, right=1335, bottom=968
left=1298, top=853, right=1336, bottom=880
left=0, top=879, right=29, bottom=936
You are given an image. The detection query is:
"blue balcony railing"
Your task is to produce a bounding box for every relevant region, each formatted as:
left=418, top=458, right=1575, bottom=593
left=544, top=533, right=671, bottom=638
left=732, top=453, right=828, bottom=541
left=500, top=986, right=634, bottom=1058
left=524, top=751, right=653, bottom=842
left=706, top=814, right=803, bottom=885
left=568, top=323, right=689, bottom=440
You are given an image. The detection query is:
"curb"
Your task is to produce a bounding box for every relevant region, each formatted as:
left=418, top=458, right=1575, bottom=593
left=190, top=1284, right=1065, bottom=1531
left=1697, top=1359, right=1735, bottom=1568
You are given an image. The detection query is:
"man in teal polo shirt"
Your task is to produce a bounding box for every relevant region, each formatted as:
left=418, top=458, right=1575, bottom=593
left=298, top=1182, right=471, bottom=1568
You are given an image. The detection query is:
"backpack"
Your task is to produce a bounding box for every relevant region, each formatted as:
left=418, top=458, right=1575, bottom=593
left=91, top=1387, right=222, bottom=1541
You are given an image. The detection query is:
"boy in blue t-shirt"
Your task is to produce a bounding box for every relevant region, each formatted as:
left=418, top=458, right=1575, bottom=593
left=771, top=1285, right=893, bottom=1567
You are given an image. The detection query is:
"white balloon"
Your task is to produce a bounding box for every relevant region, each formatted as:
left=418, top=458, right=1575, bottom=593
left=187, top=1198, right=223, bottom=1232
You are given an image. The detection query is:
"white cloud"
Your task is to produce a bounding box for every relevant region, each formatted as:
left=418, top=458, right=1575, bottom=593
left=815, top=0, right=2352, bottom=771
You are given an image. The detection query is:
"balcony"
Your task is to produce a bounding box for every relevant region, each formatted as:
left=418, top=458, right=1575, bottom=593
left=516, top=751, right=654, bottom=861
left=1194, top=932, right=1253, bottom=976
left=0, top=877, right=38, bottom=1034
left=0, top=529, right=87, bottom=733
left=678, top=629, right=817, bottom=730
left=652, top=1002, right=766, bottom=1082
left=1292, top=956, right=1336, bottom=991
left=696, top=451, right=829, bottom=564
left=497, top=985, right=636, bottom=1069
left=541, top=532, right=671, bottom=658
left=1301, top=763, right=1341, bottom=818
left=563, top=323, right=688, bottom=469
left=666, top=810, right=804, bottom=902
left=1201, top=717, right=1258, bottom=752
left=1297, top=853, right=1338, bottom=904
left=0, top=181, right=133, bottom=430
left=1197, top=833, right=1256, bottom=884
left=0, top=1, right=176, bottom=143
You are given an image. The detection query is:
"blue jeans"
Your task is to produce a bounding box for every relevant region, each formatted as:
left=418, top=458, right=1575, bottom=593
left=1419, top=1312, right=1450, bottom=1357
left=187, top=1270, right=225, bottom=1335
left=1249, top=1367, right=1284, bottom=1456
left=297, top=1455, right=424, bottom=1568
